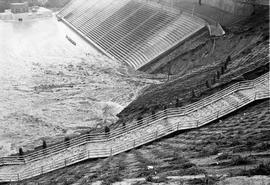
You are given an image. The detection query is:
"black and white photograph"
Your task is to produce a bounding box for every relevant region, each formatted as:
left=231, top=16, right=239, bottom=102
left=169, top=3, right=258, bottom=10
left=0, top=0, right=269, bottom=184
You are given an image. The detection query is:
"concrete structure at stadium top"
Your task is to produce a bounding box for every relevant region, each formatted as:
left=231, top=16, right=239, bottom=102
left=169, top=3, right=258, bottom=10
left=10, top=2, right=28, bottom=14
left=161, top=0, right=269, bottom=16
left=236, top=0, right=270, bottom=6
left=9, top=0, right=39, bottom=5
left=169, top=0, right=254, bottom=16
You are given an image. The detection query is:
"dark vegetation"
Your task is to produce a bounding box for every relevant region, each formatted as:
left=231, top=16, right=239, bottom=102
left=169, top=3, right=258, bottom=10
left=237, top=162, right=270, bottom=176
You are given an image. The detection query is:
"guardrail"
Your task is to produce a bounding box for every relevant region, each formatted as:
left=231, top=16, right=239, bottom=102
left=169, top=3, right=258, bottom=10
left=0, top=73, right=268, bottom=166
left=0, top=73, right=268, bottom=182
left=0, top=157, right=25, bottom=166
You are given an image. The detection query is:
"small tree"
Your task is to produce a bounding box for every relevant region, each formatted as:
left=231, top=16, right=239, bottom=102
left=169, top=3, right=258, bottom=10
left=163, top=105, right=168, bottom=117
left=206, top=80, right=211, bottom=88
left=86, top=131, right=91, bottom=141
left=223, top=63, right=227, bottom=71
left=191, top=89, right=196, bottom=98
left=175, top=98, right=181, bottom=107
left=167, top=63, right=173, bottom=81
left=137, top=116, right=143, bottom=125
left=221, top=66, right=225, bottom=74
left=122, top=122, right=126, bottom=130
left=42, top=140, right=47, bottom=149
left=216, top=71, right=220, bottom=79
left=226, top=55, right=231, bottom=63
left=42, top=140, right=48, bottom=156
left=18, top=147, right=24, bottom=161
left=225, top=55, right=231, bottom=67
left=212, top=76, right=216, bottom=84
left=104, top=126, right=110, bottom=137
left=19, top=147, right=24, bottom=156
left=151, top=110, right=156, bottom=120
left=64, top=137, right=70, bottom=148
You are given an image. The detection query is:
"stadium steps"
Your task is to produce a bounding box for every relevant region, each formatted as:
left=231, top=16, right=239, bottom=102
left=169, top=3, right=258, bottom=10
left=70, top=0, right=123, bottom=28
left=64, top=0, right=93, bottom=21
left=67, top=0, right=98, bottom=22
left=123, top=14, right=205, bottom=69
left=87, top=1, right=143, bottom=42
left=108, top=11, right=178, bottom=68
left=58, top=0, right=206, bottom=70
left=58, top=0, right=85, bottom=18
left=97, top=5, right=157, bottom=50
left=76, top=0, right=130, bottom=32
left=69, top=0, right=104, bottom=25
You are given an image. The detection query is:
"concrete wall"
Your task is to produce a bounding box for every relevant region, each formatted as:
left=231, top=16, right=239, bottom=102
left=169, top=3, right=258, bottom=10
left=201, top=0, right=254, bottom=16
left=157, top=0, right=254, bottom=16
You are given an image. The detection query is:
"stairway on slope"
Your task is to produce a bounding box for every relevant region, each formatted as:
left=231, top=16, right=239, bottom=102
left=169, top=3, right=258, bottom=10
left=0, top=73, right=268, bottom=182
left=16, top=99, right=269, bottom=184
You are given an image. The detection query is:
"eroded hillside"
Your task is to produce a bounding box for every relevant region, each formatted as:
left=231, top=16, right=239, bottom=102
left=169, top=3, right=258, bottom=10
left=116, top=7, right=269, bottom=125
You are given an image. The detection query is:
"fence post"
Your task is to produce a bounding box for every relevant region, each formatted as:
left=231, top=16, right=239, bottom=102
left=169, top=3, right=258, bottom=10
left=110, top=147, right=113, bottom=157
left=64, top=159, right=67, bottom=167
left=254, top=92, right=257, bottom=100
left=133, top=140, right=136, bottom=148
left=216, top=111, right=219, bottom=119
left=17, top=173, right=20, bottom=181
left=155, top=130, right=158, bottom=138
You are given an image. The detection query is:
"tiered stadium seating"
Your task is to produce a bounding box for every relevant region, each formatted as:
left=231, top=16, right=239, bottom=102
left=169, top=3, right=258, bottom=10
left=86, top=1, right=143, bottom=41
left=77, top=0, right=130, bottom=31
left=122, top=14, right=204, bottom=68
left=58, top=0, right=87, bottom=18
left=57, top=0, right=205, bottom=70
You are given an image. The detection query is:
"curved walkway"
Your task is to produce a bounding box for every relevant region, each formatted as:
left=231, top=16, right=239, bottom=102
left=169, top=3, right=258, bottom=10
left=0, top=72, right=269, bottom=182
